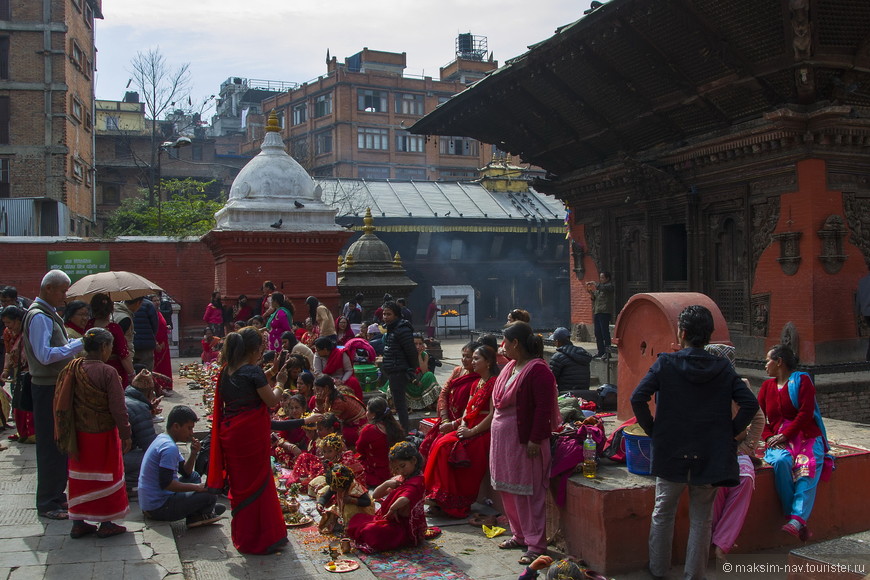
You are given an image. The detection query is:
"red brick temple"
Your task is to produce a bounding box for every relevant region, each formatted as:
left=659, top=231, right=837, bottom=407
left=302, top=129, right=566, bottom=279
left=412, top=0, right=870, bottom=368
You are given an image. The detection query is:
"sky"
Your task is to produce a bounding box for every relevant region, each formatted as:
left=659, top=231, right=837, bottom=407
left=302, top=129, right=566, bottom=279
left=94, top=0, right=587, bottom=118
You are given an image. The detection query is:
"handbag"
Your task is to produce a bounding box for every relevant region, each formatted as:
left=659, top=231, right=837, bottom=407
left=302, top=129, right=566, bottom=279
left=447, top=439, right=471, bottom=468
left=11, top=370, right=33, bottom=412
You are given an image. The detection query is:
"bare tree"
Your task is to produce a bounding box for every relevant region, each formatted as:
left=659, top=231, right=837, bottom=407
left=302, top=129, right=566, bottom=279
left=128, top=48, right=191, bottom=206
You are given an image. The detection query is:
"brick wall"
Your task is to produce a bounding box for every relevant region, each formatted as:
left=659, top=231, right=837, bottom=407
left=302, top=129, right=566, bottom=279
left=569, top=223, right=595, bottom=338
left=816, top=380, right=870, bottom=424
left=0, top=238, right=214, bottom=354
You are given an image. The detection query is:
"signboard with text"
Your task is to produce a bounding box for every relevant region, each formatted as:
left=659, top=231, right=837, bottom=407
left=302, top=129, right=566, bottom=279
left=47, top=251, right=110, bottom=282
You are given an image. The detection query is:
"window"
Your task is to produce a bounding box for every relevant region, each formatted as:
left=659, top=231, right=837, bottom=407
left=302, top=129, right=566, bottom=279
left=314, top=93, right=333, bottom=117
left=395, top=167, right=426, bottom=181
left=291, top=138, right=309, bottom=160
left=70, top=96, right=83, bottom=123
left=358, top=166, right=390, bottom=180
left=84, top=3, right=94, bottom=28
left=0, top=96, right=8, bottom=144
left=395, top=93, right=424, bottom=115
left=395, top=130, right=425, bottom=153
left=0, top=37, right=8, bottom=80
left=315, top=131, right=333, bottom=155
left=0, top=157, right=9, bottom=198
left=191, top=142, right=203, bottom=161
left=105, top=115, right=119, bottom=131
left=84, top=167, right=92, bottom=186
left=416, top=232, right=431, bottom=256
left=84, top=112, right=92, bottom=132
left=450, top=239, right=463, bottom=260
left=114, top=139, right=130, bottom=158
left=440, top=169, right=476, bottom=179
left=439, top=136, right=479, bottom=156
left=357, top=89, right=387, bottom=112
left=71, top=0, right=81, bottom=11
left=71, top=40, right=84, bottom=70
left=292, top=102, right=307, bottom=125
left=0, top=1, right=10, bottom=21
left=71, top=158, right=84, bottom=181
left=312, top=166, right=333, bottom=177
left=102, top=184, right=120, bottom=205
left=358, top=127, right=389, bottom=150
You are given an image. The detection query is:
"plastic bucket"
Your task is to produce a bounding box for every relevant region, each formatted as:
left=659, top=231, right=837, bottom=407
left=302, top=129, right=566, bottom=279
left=354, top=364, right=379, bottom=392
left=623, top=431, right=654, bottom=475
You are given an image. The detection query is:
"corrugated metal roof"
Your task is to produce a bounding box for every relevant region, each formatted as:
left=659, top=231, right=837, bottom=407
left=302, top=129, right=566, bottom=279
left=316, top=179, right=565, bottom=222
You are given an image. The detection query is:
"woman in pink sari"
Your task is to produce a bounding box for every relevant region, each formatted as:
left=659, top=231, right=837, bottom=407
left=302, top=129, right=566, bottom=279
left=265, top=293, right=294, bottom=352
left=424, top=345, right=498, bottom=518
left=489, top=321, right=558, bottom=566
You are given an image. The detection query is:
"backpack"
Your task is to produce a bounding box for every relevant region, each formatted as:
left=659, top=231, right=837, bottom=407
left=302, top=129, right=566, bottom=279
left=601, top=417, right=638, bottom=463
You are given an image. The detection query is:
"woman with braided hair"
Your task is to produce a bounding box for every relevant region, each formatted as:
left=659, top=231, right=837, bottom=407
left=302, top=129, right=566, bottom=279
left=356, top=396, right=405, bottom=488
left=347, top=441, right=427, bottom=553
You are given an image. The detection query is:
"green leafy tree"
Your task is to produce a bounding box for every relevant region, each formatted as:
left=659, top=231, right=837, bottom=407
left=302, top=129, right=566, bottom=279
left=105, top=178, right=224, bottom=237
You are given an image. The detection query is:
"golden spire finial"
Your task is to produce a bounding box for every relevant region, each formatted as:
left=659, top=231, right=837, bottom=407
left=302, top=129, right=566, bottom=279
left=393, top=251, right=402, bottom=266
left=337, top=255, right=344, bottom=267
left=266, top=109, right=281, bottom=133
left=345, top=252, right=355, bottom=267
left=363, top=207, right=375, bottom=235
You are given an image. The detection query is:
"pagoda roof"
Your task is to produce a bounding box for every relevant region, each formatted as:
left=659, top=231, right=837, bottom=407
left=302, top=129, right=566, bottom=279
left=411, top=0, right=870, bottom=177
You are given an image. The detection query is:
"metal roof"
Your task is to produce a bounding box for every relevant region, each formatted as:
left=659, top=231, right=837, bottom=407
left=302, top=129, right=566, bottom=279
left=316, top=179, right=565, bottom=222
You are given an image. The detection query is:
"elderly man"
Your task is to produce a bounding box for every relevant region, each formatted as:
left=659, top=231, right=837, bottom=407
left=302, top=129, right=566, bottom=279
left=22, top=270, right=84, bottom=519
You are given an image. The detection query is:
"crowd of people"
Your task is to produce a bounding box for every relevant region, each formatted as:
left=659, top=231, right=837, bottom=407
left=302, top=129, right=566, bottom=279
left=0, top=273, right=839, bottom=578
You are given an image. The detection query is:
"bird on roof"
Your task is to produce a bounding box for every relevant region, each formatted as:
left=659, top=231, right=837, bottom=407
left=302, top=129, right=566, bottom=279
left=445, top=211, right=451, bottom=216
left=294, top=200, right=305, bottom=208
left=270, top=218, right=283, bottom=229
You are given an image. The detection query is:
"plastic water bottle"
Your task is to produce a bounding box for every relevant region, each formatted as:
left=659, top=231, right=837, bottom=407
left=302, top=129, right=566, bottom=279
left=582, top=434, right=597, bottom=478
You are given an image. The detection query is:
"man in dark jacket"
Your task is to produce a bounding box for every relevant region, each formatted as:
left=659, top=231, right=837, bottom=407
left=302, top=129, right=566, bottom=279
left=548, top=327, right=592, bottom=392
left=124, top=369, right=158, bottom=488
left=133, top=296, right=159, bottom=370
left=380, top=301, right=418, bottom=431
left=630, top=305, right=758, bottom=580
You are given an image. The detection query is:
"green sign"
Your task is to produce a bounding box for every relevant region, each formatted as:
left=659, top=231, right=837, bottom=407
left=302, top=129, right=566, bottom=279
left=47, top=251, right=110, bottom=282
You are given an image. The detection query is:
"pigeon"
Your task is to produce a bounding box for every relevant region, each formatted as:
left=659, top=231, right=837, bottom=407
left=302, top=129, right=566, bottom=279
left=294, top=200, right=305, bottom=208
left=270, top=218, right=283, bottom=229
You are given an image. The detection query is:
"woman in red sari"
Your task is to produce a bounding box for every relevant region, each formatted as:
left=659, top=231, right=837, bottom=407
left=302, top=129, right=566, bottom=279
left=313, top=337, right=363, bottom=400
left=419, top=341, right=479, bottom=459
left=356, top=396, right=406, bottom=488
left=86, top=294, right=134, bottom=385
left=312, top=375, right=366, bottom=448
left=335, top=316, right=355, bottom=346
left=348, top=441, right=427, bottom=553
left=207, top=327, right=288, bottom=555
left=424, top=345, right=498, bottom=518
left=55, top=327, right=130, bottom=539
left=150, top=295, right=173, bottom=395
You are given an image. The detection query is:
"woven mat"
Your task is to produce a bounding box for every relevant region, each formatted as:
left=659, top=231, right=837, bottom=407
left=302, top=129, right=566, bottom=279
left=357, top=544, right=472, bottom=580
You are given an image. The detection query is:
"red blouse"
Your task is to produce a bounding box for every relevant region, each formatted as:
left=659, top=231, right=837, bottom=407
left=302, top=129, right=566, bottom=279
left=758, top=374, right=822, bottom=442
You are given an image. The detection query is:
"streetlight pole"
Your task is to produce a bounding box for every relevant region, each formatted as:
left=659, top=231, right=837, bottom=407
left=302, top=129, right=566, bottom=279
left=156, top=136, right=192, bottom=234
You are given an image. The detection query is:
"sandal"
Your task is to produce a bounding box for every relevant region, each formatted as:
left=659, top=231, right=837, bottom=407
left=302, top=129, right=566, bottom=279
left=498, top=537, right=524, bottom=550
left=70, top=522, right=97, bottom=539
left=96, top=522, right=127, bottom=538
left=518, top=551, right=542, bottom=565
left=38, top=509, right=68, bottom=520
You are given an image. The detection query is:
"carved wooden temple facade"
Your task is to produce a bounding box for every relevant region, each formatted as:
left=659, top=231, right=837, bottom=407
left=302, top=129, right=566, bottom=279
left=412, top=0, right=870, bottom=366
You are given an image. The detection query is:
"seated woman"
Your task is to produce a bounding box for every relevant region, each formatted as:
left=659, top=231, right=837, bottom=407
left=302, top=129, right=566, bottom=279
left=347, top=441, right=427, bottom=554
left=356, top=397, right=406, bottom=488
left=305, top=431, right=365, bottom=498
left=424, top=345, right=499, bottom=518
left=407, top=333, right=440, bottom=410
left=419, top=341, right=480, bottom=458
left=317, top=463, right=374, bottom=534
left=200, top=327, right=221, bottom=364
left=313, top=337, right=363, bottom=400
left=312, top=376, right=367, bottom=448
left=272, top=394, right=311, bottom=467
left=335, top=316, right=355, bottom=346
left=759, top=344, right=832, bottom=541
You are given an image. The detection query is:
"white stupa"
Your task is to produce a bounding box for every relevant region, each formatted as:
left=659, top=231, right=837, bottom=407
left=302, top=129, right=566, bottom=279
left=213, top=110, right=344, bottom=232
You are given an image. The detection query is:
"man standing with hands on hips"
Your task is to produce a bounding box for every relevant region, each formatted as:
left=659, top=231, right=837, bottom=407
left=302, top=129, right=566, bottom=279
left=586, top=272, right=614, bottom=360
left=22, top=270, right=84, bottom=520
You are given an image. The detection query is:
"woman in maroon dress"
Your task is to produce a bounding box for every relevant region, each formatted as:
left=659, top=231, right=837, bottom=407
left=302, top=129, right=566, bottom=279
left=86, top=294, right=133, bottom=385
left=356, top=396, right=405, bottom=488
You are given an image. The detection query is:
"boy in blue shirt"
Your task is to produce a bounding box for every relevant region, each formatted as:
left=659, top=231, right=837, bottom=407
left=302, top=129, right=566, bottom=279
left=138, top=405, right=225, bottom=527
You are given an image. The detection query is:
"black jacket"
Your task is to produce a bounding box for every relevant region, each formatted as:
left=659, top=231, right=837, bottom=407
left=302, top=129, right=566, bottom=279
left=124, top=386, right=157, bottom=452
left=549, top=343, right=592, bottom=391
left=381, top=318, right=418, bottom=374
left=133, top=299, right=159, bottom=351
left=630, top=347, right=759, bottom=486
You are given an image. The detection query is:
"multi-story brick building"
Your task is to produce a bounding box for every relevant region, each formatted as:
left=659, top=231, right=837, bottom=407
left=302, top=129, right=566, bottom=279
left=248, top=39, right=503, bottom=181
left=0, top=0, right=101, bottom=236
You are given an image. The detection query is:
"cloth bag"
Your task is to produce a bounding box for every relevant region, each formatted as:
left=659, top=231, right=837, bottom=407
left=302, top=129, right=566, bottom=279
left=11, top=371, right=33, bottom=412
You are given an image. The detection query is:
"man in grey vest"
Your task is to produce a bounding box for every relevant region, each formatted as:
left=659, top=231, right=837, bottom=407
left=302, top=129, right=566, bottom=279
left=22, top=270, right=83, bottom=519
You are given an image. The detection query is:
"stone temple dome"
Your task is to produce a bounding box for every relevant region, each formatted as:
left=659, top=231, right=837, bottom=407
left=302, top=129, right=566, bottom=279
left=345, top=211, right=393, bottom=264
left=213, top=111, right=343, bottom=232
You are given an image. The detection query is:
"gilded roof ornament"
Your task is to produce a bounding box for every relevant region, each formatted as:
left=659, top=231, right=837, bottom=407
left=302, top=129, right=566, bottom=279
left=265, top=109, right=281, bottom=133
left=363, top=208, right=375, bottom=235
